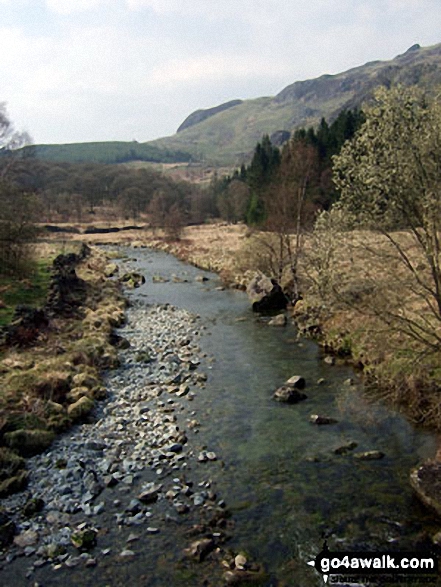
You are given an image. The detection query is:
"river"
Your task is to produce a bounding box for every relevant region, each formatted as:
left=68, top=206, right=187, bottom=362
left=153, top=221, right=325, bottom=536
left=1, top=245, right=438, bottom=587
left=120, top=247, right=438, bottom=585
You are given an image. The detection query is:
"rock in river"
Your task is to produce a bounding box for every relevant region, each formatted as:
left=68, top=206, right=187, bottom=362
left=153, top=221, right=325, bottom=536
left=246, top=272, right=288, bottom=313
left=310, top=414, right=338, bottom=425
left=273, top=385, right=307, bottom=404
left=285, top=375, right=306, bottom=389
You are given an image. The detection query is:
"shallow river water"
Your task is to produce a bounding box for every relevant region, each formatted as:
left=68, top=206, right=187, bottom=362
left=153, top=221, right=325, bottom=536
left=121, top=247, right=438, bottom=585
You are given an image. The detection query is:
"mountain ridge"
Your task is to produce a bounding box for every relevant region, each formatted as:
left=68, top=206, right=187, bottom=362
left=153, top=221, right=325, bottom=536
left=148, top=41, right=441, bottom=165
left=29, top=41, right=441, bottom=167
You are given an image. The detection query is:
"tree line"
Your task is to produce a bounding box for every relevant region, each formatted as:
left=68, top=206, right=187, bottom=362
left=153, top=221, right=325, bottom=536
left=212, top=108, right=365, bottom=226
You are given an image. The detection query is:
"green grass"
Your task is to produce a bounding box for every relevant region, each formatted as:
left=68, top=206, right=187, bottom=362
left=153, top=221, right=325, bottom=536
left=0, top=260, right=52, bottom=327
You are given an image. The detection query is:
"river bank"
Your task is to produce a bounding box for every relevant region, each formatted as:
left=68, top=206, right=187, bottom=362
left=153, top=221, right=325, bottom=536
left=0, top=248, right=267, bottom=586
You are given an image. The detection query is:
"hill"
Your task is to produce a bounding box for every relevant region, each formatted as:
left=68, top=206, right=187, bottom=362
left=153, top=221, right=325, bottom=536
left=26, top=42, right=441, bottom=167
left=147, top=42, right=441, bottom=165
left=25, top=140, right=193, bottom=165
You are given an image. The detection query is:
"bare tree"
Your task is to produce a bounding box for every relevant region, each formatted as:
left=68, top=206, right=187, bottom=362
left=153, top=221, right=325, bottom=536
left=263, top=139, right=319, bottom=300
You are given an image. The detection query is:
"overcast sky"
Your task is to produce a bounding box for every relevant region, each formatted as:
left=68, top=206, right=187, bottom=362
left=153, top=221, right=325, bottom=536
left=1, top=0, right=440, bottom=145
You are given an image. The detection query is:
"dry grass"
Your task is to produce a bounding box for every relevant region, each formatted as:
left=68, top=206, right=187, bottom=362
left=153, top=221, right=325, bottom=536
left=0, top=245, right=125, bottom=489
left=40, top=221, right=441, bottom=428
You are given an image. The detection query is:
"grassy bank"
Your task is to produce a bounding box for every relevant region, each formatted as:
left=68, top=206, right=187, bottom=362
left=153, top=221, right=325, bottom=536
left=0, top=261, right=52, bottom=328
left=0, top=243, right=127, bottom=497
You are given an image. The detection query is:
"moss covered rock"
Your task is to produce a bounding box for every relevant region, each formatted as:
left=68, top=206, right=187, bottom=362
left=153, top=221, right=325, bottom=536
left=4, top=429, right=55, bottom=457
left=0, top=472, right=29, bottom=498
left=71, top=527, right=97, bottom=551
left=66, top=386, right=91, bottom=403
left=72, top=372, right=100, bottom=390
left=67, top=396, right=95, bottom=421
left=104, top=263, right=118, bottom=278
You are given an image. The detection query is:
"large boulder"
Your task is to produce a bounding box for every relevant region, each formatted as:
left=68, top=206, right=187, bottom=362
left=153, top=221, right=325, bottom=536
left=410, top=461, right=441, bottom=518
left=246, top=273, right=288, bottom=313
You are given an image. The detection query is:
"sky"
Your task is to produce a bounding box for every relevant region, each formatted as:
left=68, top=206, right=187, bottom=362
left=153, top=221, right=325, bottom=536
left=1, top=0, right=440, bottom=145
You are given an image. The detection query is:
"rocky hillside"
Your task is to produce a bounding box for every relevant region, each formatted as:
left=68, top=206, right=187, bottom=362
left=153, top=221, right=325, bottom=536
left=177, top=99, right=243, bottom=133
left=148, top=42, right=441, bottom=165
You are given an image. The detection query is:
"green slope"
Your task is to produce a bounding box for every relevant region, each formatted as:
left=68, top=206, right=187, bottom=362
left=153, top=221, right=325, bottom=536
left=27, top=141, right=192, bottom=165
left=148, top=42, right=441, bottom=166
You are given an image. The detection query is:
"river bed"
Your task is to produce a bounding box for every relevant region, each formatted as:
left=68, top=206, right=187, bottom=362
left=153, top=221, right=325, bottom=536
left=1, top=246, right=439, bottom=586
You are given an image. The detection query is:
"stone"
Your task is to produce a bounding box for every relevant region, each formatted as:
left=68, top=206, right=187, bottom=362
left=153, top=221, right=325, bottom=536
left=175, top=503, right=189, bottom=514
left=71, top=528, right=97, bottom=551
left=176, top=384, right=190, bottom=397
left=310, top=415, right=338, bottom=425
left=235, top=554, right=248, bottom=570
left=246, top=273, right=288, bottom=314
left=324, top=356, right=335, bottom=366
left=119, top=272, right=146, bottom=289
left=285, top=375, right=306, bottom=390
left=119, top=549, right=135, bottom=558
left=353, top=450, right=385, bottom=460
left=138, top=484, right=161, bottom=504
left=126, top=499, right=142, bottom=514
left=334, top=441, right=358, bottom=455
left=152, top=275, right=169, bottom=283
left=184, top=538, right=215, bottom=562
left=268, top=314, right=287, bottom=327
left=273, top=386, right=307, bottom=404
left=411, top=462, right=441, bottom=518
left=84, top=470, right=104, bottom=496
left=14, top=530, right=39, bottom=548
left=104, top=263, right=118, bottom=278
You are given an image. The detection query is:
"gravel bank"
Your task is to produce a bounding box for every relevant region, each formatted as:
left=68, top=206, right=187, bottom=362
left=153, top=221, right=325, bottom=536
left=0, top=300, right=234, bottom=583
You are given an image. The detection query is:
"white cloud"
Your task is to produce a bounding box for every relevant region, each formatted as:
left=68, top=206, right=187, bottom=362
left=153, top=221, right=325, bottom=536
left=149, top=54, right=290, bottom=87
left=45, top=0, right=110, bottom=15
